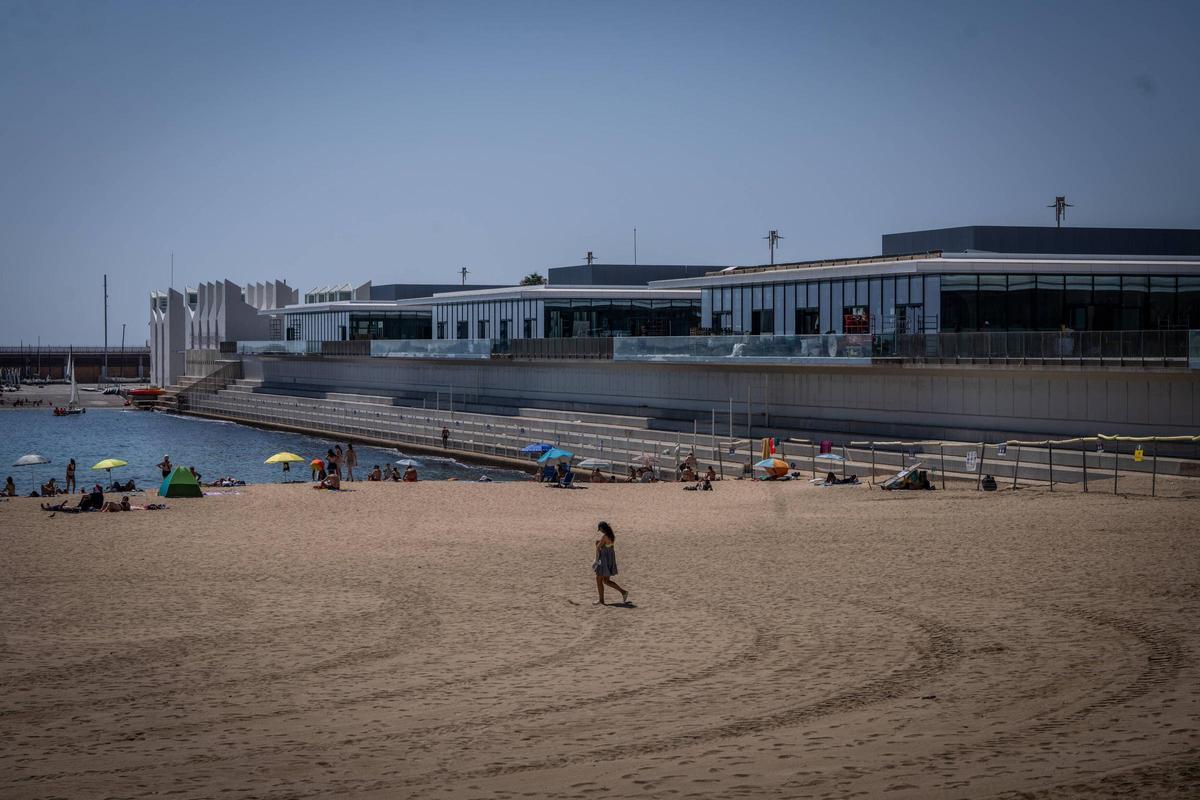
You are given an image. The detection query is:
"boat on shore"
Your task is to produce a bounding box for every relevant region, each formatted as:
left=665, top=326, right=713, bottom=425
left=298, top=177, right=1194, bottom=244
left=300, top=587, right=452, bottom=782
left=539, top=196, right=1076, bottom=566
left=53, top=356, right=86, bottom=416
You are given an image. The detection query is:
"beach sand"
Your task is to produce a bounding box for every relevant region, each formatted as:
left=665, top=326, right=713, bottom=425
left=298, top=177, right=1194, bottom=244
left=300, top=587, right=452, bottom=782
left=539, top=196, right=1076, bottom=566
left=2, top=479, right=1198, bottom=799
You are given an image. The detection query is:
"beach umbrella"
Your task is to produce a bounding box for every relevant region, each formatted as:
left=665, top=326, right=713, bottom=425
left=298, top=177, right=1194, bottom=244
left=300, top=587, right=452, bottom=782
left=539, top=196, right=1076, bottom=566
left=520, top=443, right=553, bottom=456
left=264, top=452, right=305, bottom=481
left=815, top=452, right=845, bottom=462
left=633, top=454, right=660, bottom=467
left=13, top=453, right=50, bottom=494
left=91, top=458, right=129, bottom=480
left=754, top=457, right=790, bottom=479
left=394, top=458, right=423, bottom=468
left=577, top=458, right=612, bottom=469
left=537, top=448, right=574, bottom=465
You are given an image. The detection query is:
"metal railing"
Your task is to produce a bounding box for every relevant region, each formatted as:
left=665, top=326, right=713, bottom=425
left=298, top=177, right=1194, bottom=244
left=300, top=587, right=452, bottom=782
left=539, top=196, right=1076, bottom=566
left=887, top=330, right=1192, bottom=366
left=230, top=330, right=1197, bottom=368
left=495, top=337, right=614, bottom=359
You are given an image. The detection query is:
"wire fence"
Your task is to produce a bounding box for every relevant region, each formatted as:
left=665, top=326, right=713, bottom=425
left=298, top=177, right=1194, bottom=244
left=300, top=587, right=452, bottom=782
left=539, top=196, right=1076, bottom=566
left=848, top=434, right=1200, bottom=496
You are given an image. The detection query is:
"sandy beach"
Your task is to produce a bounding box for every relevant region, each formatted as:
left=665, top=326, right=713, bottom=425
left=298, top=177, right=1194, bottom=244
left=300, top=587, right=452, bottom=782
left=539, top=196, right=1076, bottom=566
left=2, top=479, right=1198, bottom=799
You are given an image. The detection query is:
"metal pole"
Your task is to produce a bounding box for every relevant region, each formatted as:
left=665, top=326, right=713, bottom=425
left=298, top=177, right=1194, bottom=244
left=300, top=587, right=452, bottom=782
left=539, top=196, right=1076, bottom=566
left=1112, top=440, right=1119, bottom=494
left=940, top=444, right=945, bottom=489
left=1081, top=439, right=1088, bottom=492
left=1151, top=440, right=1158, bottom=497
left=870, top=443, right=876, bottom=486
left=728, top=397, right=733, bottom=442
left=841, top=444, right=847, bottom=479
left=1048, top=443, right=1054, bottom=491
left=1012, top=445, right=1021, bottom=490
left=764, top=374, right=769, bottom=428
left=102, top=274, right=109, bottom=383
left=976, top=443, right=985, bottom=490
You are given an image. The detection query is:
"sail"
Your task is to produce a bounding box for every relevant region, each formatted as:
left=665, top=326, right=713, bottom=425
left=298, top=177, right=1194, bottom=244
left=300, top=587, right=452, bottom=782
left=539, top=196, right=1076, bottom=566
left=68, top=356, right=78, bottom=407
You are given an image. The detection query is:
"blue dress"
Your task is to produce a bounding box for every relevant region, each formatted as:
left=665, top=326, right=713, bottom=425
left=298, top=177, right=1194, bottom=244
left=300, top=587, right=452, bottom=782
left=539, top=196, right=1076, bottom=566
left=593, top=544, right=618, bottom=577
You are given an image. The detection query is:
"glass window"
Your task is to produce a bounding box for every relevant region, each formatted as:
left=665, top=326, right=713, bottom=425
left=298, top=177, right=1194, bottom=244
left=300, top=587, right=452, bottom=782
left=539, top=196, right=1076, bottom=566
left=751, top=309, right=774, bottom=335
left=1008, top=277, right=1036, bottom=331
left=896, top=275, right=909, bottom=305
left=796, top=308, right=819, bottom=335
left=881, top=278, right=895, bottom=330
left=1148, top=277, right=1177, bottom=329
left=940, top=274, right=977, bottom=331
left=456, top=320, right=468, bottom=339
left=1092, top=276, right=1121, bottom=330
left=1120, top=276, right=1148, bottom=330
left=977, top=275, right=1006, bottom=330
left=1033, top=275, right=1063, bottom=330
left=1178, top=276, right=1200, bottom=329
left=842, top=305, right=869, bottom=333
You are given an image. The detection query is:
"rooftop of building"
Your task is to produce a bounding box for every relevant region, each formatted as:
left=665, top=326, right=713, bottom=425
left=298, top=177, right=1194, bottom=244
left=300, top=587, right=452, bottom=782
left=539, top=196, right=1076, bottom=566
left=882, top=225, right=1200, bottom=257
left=547, top=263, right=727, bottom=286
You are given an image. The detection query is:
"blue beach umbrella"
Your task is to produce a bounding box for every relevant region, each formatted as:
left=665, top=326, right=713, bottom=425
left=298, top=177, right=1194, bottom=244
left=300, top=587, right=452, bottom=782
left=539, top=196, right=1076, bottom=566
left=537, top=448, right=574, bottom=465
left=520, top=443, right=553, bottom=456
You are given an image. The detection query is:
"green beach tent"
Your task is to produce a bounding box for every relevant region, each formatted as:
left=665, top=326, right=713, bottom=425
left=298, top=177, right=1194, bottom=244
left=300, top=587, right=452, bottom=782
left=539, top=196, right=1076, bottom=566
left=159, top=466, right=203, bottom=498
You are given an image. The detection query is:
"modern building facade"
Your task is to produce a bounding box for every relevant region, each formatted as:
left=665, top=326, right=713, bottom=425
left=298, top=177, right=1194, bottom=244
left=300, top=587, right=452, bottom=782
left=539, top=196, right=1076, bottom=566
left=409, top=285, right=702, bottom=340
left=654, top=228, right=1200, bottom=335
left=276, top=280, right=506, bottom=341
left=149, top=279, right=296, bottom=386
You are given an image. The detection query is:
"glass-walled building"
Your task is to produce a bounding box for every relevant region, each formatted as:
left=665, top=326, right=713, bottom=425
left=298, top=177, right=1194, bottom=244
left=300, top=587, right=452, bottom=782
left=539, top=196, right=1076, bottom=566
left=399, top=286, right=702, bottom=340
left=655, top=252, right=1200, bottom=335
left=282, top=305, right=433, bottom=341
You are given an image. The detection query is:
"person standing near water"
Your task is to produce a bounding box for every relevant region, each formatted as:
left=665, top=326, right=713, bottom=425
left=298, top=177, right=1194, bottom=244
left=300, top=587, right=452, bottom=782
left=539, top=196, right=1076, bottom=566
left=65, top=458, right=76, bottom=494
left=345, top=443, right=357, bottom=481
left=592, top=521, right=629, bottom=605
left=157, top=455, right=172, bottom=479
left=441, top=426, right=450, bottom=449
left=334, top=445, right=344, bottom=478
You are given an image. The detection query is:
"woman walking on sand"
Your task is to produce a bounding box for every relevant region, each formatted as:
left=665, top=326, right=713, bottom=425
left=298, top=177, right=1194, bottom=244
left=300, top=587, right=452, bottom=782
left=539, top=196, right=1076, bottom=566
left=592, top=521, right=629, bottom=605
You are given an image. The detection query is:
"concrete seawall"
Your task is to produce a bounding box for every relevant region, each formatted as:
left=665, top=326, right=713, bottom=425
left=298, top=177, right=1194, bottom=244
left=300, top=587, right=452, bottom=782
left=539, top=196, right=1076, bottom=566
left=241, top=354, right=1200, bottom=444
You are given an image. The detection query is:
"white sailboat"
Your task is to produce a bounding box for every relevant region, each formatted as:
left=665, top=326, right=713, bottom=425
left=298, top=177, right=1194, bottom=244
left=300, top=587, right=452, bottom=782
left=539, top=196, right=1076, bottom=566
left=54, top=355, right=85, bottom=416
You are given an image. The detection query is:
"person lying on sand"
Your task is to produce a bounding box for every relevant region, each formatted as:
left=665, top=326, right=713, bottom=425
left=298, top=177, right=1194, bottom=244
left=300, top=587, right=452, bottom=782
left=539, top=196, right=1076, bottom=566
left=101, top=496, right=132, bottom=512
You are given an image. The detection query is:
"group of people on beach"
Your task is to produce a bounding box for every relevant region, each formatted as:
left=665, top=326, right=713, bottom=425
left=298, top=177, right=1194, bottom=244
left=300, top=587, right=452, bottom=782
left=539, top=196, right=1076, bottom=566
left=367, top=463, right=418, bottom=482
left=0, top=397, right=45, bottom=407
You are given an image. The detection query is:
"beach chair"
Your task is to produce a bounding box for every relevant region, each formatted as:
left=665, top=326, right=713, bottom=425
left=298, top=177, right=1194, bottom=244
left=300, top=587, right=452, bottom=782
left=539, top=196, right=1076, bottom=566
left=559, top=471, right=575, bottom=488
left=540, top=465, right=557, bottom=482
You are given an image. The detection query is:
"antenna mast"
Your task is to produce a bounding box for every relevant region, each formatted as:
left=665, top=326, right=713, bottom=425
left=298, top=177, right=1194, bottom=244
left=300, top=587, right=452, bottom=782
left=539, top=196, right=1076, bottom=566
left=459, top=266, right=470, bottom=286
left=584, top=251, right=595, bottom=266
left=102, top=274, right=109, bottom=383
left=763, top=230, right=784, bottom=265
left=1047, top=196, right=1073, bottom=228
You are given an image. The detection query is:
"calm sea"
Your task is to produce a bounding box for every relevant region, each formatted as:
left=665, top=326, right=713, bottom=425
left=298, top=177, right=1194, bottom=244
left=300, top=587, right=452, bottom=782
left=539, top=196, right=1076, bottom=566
left=2, top=409, right=524, bottom=489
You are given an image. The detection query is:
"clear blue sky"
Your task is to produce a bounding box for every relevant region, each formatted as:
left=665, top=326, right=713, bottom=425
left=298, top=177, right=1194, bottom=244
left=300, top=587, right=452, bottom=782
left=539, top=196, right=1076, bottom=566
left=2, top=0, right=1198, bottom=345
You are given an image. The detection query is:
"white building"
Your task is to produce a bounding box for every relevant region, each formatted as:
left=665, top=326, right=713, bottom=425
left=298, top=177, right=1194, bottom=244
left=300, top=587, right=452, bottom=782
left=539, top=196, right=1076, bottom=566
left=149, top=279, right=296, bottom=387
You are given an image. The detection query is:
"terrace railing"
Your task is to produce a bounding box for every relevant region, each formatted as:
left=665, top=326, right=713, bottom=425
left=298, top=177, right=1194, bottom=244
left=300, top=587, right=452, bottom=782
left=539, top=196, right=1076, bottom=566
left=231, top=330, right=1197, bottom=368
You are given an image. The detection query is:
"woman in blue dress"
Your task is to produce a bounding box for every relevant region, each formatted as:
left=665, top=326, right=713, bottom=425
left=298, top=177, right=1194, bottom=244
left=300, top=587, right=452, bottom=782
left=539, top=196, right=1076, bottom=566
left=592, top=521, right=629, bottom=605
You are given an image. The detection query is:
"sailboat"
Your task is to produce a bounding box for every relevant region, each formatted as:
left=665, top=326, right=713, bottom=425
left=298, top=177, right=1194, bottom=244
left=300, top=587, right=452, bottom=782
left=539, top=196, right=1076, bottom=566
left=53, top=355, right=86, bottom=416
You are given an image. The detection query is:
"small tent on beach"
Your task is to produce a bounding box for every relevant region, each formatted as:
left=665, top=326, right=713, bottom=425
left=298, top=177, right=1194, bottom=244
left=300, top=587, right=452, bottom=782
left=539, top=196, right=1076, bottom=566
left=159, top=466, right=203, bottom=498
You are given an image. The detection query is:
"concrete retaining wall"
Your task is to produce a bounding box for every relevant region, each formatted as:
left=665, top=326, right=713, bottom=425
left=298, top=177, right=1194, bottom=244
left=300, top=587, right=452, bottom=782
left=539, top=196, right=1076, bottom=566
left=243, top=355, right=1200, bottom=444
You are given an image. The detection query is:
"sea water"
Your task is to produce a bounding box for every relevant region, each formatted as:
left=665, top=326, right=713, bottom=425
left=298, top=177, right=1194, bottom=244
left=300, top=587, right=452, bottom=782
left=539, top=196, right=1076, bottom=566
left=2, top=409, right=523, bottom=490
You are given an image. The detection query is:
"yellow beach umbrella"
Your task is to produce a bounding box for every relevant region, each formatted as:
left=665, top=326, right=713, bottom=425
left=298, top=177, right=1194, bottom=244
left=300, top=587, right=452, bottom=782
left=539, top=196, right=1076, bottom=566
left=264, top=452, right=305, bottom=481
left=91, top=458, right=129, bottom=478
left=264, top=452, right=304, bottom=464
